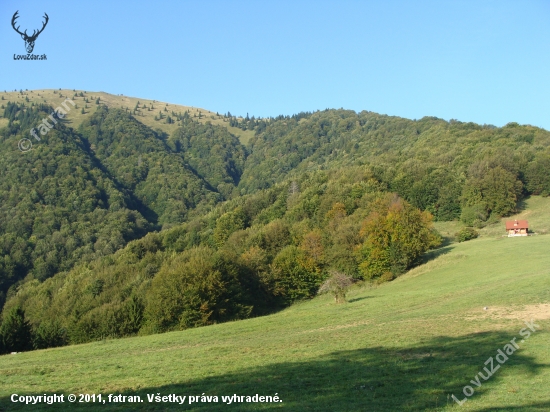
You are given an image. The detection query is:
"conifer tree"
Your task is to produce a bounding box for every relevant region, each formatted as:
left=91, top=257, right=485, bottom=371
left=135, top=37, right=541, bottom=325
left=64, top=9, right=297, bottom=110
left=0, top=306, right=33, bottom=353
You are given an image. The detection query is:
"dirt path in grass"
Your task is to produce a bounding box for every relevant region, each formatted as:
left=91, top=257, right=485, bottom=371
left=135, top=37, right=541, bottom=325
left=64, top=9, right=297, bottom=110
left=465, top=303, right=550, bottom=321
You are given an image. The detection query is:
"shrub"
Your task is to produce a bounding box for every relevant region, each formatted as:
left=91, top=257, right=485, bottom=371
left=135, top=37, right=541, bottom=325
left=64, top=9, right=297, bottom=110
left=456, top=227, right=479, bottom=243
left=318, top=270, right=353, bottom=303
left=33, top=320, right=67, bottom=349
left=460, top=204, right=487, bottom=227
left=378, top=271, right=395, bottom=284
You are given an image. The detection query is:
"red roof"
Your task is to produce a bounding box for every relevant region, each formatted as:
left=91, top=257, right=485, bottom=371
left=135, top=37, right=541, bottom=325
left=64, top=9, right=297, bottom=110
left=505, top=220, right=529, bottom=230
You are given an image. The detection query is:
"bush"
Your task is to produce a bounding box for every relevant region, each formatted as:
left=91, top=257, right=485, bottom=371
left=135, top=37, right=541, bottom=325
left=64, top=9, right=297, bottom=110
left=460, top=204, right=488, bottom=227
left=33, top=320, right=67, bottom=349
left=456, top=227, right=479, bottom=243
left=318, top=270, right=353, bottom=303
left=378, top=271, right=395, bottom=284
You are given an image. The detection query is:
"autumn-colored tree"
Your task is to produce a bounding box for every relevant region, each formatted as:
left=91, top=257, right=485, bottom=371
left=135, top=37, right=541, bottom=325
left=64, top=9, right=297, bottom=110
left=357, top=196, right=440, bottom=280
left=268, top=245, right=324, bottom=303
left=297, top=229, right=324, bottom=274
left=326, top=202, right=347, bottom=221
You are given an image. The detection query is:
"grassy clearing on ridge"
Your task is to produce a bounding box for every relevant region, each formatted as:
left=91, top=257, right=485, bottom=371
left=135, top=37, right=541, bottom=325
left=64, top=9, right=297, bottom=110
left=1, top=89, right=255, bottom=144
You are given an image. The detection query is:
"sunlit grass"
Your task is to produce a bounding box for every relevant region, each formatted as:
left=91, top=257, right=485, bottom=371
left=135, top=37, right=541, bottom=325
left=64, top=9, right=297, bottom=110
left=433, top=196, right=550, bottom=243
left=1, top=231, right=549, bottom=410
left=1, top=89, right=254, bottom=144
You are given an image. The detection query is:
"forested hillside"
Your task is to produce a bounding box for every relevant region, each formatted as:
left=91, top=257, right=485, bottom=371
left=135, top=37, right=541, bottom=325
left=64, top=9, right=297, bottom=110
left=1, top=96, right=549, bottom=353
left=79, top=106, right=256, bottom=224
left=0, top=103, right=150, bottom=309
left=2, top=168, right=440, bottom=348
left=240, top=110, right=550, bottom=222
left=0, top=102, right=247, bottom=310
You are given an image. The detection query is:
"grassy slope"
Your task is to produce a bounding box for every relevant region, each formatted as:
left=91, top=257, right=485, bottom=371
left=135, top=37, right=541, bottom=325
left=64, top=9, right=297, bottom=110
left=1, top=89, right=256, bottom=144
left=1, top=201, right=549, bottom=411
left=479, top=196, right=550, bottom=237
left=433, top=196, right=550, bottom=243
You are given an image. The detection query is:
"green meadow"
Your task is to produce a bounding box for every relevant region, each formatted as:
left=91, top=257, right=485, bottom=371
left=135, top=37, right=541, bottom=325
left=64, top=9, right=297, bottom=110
left=433, top=197, right=550, bottom=243
left=1, top=200, right=549, bottom=411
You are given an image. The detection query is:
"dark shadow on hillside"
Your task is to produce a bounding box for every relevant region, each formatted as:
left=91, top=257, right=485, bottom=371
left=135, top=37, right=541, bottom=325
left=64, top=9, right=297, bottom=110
left=416, top=244, right=455, bottom=267
left=75, top=132, right=160, bottom=226
left=347, top=296, right=373, bottom=303
left=515, top=197, right=528, bottom=214
left=438, top=235, right=454, bottom=248
left=2, top=330, right=547, bottom=411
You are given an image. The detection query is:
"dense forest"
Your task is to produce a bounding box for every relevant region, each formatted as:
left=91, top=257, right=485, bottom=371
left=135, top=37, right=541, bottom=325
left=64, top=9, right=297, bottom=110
left=0, top=103, right=246, bottom=309
left=1, top=100, right=549, bottom=353
left=239, top=110, right=550, bottom=221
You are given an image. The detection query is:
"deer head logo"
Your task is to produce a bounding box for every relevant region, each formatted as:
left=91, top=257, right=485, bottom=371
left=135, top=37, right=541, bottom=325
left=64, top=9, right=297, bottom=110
left=11, top=11, right=49, bottom=54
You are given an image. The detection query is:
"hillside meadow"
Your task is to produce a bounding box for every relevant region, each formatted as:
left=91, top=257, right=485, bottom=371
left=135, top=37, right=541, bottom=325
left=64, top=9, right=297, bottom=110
left=1, top=89, right=255, bottom=143
left=433, top=196, right=550, bottom=243
left=0, top=229, right=548, bottom=411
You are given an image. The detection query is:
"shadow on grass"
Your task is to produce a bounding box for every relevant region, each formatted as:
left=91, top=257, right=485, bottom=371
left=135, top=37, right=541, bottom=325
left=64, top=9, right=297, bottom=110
left=439, top=235, right=455, bottom=248
left=416, top=244, right=455, bottom=266
left=516, top=197, right=529, bottom=214
left=1, top=331, right=548, bottom=411
left=347, top=296, right=373, bottom=304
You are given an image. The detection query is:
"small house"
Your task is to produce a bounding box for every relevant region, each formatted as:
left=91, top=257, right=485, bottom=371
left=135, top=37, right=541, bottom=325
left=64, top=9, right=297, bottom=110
left=505, top=220, right=528, bottom=237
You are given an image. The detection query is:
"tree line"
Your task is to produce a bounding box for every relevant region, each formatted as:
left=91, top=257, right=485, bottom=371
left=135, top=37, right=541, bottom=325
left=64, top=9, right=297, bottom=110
left=1, top=102, right=549, bottom=353
left=1, top=167, right=440, bottom=352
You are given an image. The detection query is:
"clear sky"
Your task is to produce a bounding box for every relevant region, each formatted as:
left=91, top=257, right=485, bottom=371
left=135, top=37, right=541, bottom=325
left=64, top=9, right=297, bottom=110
left=1, top=0, right=549, bottom=129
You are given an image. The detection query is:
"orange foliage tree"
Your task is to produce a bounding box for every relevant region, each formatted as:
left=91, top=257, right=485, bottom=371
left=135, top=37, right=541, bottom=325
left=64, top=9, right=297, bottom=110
left=356, top=196, right=440, bottom=281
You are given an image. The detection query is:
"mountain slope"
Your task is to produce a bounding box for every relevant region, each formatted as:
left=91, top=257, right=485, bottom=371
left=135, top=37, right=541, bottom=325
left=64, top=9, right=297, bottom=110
left=77, top=107, right=223, bottom=226
left=1, top=89, right=256, bottom=143
left=2, top=92, right=550, bottom=344
left=239, top=110, right=550, bottom=222
left=0, top=102, right=247, bottom=307
left=0, top=209, right=548, bottom=411
left=0, top=103, right=151, bottom=307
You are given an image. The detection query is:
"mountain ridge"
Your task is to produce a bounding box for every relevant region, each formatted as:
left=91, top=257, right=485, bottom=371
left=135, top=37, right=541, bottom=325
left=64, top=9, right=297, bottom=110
left=1, top=90, right=549, bottom=353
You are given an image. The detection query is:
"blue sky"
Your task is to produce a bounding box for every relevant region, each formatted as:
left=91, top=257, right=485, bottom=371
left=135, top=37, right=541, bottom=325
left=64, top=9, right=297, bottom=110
left=1, top=0, right=549, bottom=129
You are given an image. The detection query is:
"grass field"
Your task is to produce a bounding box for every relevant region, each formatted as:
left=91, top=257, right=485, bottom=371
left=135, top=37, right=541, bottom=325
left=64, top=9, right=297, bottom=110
left=479, top=197, right=550, bottom=238
left=1, top=89, right=256, bottom=144
left=1, top=202, right=549, bottom=410
left=433, top=196, right=550, bottom=243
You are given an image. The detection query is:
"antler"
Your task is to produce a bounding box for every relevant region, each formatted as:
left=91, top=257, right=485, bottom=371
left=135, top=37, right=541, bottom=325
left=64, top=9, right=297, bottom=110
left=29, top=13, right=49, bottom=40
left=33, top=12, right=50, bottom=36
left=11, top=11, right=27, bottom=37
